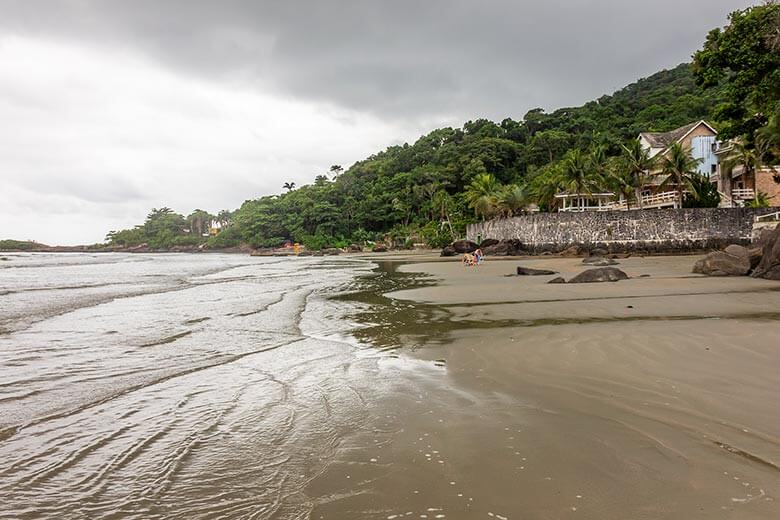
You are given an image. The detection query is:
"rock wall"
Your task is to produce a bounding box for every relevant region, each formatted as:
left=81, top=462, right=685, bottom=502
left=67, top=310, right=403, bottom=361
left=467, top=208, right=779, bottom=254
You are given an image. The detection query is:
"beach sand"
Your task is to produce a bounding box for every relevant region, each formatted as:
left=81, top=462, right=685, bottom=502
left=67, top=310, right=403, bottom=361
left=309, top=254, right=780, bottom=519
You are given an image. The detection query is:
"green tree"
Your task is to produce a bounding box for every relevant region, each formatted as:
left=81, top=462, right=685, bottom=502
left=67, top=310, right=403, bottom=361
left=558, top=149, right=603, bottom=195
left=659, top=143, right=703, bottom=208
left=745, top=191, right=771, bottom=208
left=464, top=173, right=500, bottom=220
left=683, top=174, right=721, bottom=208
left=621, top=139, right=657, bottom=209
left=186, top=209, right=213, bottom=237
left=693, top=2, right=780, bottom=141
left=495, top=184, right=529, bottom=217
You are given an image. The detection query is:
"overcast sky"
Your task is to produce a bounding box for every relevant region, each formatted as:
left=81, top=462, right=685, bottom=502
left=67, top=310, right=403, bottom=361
left=0, top=0, right=754, bottom=244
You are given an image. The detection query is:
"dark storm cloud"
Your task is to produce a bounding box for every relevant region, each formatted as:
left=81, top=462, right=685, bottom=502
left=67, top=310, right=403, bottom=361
left=0, top=0, right=752, bottom=121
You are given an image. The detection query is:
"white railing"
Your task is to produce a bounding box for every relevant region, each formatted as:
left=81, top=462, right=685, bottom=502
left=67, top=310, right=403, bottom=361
left=559, top=205, right=613, bottom=212
left=756, top=211, right=780, bottom=223
left=731, top=188, right=755, bottom=200
left=611, top=191, right=680, bottom=210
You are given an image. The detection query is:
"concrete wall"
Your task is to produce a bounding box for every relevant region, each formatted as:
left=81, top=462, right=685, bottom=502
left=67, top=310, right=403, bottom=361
left=467, top=208, right=779, bottom=253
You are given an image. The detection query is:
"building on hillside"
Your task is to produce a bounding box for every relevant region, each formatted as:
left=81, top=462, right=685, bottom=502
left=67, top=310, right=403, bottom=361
left=208, top=220, right=224, bottom=236
left=632, top=120, right=719, bottom=209
left=712, top=141, right=780, bottom=207
left=556, top=120, right=718, bottom=212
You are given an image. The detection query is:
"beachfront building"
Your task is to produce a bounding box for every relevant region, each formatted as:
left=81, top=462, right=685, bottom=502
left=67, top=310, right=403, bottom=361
left=712, top=141, right=780, bottom=207
left=554, top=192, right=615, bottom=212
left=634, top=120, right=719, bottom=209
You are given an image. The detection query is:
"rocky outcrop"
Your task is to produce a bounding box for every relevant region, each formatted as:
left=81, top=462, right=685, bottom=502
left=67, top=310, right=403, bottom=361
left=692, top=246, right=751, bottom=276
left=479, top=238, right=500, bottom=249
left=568, top=267, right=629, bottom=283
left=582, top=256, right=618, bottom=266
left=751, top=225, right=780, bottom=280
left=560, top=245, right=583, bottom=257
left=547, top=276, right=567, bottom=284
left=440, top=245, right=457, bottom=257
left=482, top=240, right=526, bottom=256
left=452, top=240, right=479, bottom=253
left=516, top=266, right=558, bottom=276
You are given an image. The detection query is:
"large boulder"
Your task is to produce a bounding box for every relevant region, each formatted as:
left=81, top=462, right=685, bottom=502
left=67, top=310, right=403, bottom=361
left=483, top=242, right=511, bottom=256
left=582, top=256, right=618, bottom=266
left=440, top=245, right=457, bottom=257
left=751, top=225, right=780, bottom=280
left=452, top=240, right=479, bottom=254
left=483, top=239, right=526, bottom=256
left=693, top=246, right=751, bottom=276
left=479, top=238, right=500, bottom=249
left=559, top=245, right=583, bottom=257
left=517, top=266, right=558, bottom=276
left=547, top=276, right=567, bottom=284
left=568, top=267, right=629, bottom=283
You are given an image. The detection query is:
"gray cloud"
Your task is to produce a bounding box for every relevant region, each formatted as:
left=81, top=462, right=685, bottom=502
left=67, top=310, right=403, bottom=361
left=0, top=0, right=753, bottom=121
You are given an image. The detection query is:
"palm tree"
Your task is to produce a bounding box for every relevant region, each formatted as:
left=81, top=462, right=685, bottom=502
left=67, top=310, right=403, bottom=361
left=283, top=182, right=296, bottom=192
left=464, top=173, right=500, bottom=220
left=558, top=149, right=602, bottom=195
left=745, top=191, right=770, bottom=208
left=495, top=184, right=529, bottom=217
left=659, top=142, right=703, bottom=208
left=684, top=173, right=721, bottom=208
left=621, top=139, right=657, bottom=209
left=607, top=161, right=636, bottom=210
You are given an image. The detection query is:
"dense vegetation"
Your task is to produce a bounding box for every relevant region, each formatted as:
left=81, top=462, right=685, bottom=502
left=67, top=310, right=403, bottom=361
left=100, top=4, right=777, bottom=251
left=0, top=240, right=41, bottom=251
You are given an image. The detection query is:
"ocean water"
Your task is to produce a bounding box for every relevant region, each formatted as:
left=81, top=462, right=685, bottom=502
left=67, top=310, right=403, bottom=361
left=0, top=253, right=406, bottom=519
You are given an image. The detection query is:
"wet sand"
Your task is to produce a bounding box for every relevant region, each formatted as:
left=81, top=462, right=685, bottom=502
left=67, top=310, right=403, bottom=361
left=309, top=255, right=780, bottom=519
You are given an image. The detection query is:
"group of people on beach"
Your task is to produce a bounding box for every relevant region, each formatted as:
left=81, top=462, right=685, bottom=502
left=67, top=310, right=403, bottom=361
left=462, top=248, right=483, bottom=266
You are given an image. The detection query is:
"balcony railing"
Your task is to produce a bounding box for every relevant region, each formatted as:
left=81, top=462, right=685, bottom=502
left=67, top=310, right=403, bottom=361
left=731, top=188, right=755, bottom=200
left=611, top=191, right=680, bottom=210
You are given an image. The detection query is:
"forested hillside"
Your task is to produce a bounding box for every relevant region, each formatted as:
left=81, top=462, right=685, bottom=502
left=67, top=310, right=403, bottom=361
left=101, top=2, right=779, bottom=251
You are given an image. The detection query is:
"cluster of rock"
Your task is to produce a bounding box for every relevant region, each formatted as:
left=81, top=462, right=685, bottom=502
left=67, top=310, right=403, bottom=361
left=693, top=225, right=780, bottom=280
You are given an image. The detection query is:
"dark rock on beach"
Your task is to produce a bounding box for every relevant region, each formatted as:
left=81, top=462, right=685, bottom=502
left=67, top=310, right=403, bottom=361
left=693, top=246, right=751, bottom=276
left=322, top=248, right=342, bottom=256
left=568, top=267, right=629, bottom=283
left=372, top=244, right=388, bottom=253
left=440, top=245, right=457, bottom=257
left=582, top=256, right=618, bottom=266
left=479, top=238, right=500, bottom=249
left=482, top=239, right=527, bottom=256
left=547, top=276, right=567, bottom=284
left=452, top=240, right=479, bottom=254
left=516, top=266, right=558, bottom=276
left=559, top=245, right=582, bottom=257
left=751, top=225, right=780, bottom=280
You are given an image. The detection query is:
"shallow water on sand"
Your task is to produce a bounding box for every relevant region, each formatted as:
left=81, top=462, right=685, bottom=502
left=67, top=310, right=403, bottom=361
left=0, top=253, right=429, bottom=519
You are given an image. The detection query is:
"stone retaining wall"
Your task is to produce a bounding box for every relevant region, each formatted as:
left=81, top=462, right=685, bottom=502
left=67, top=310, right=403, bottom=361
left=466, top=208, right=779, bottom=254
